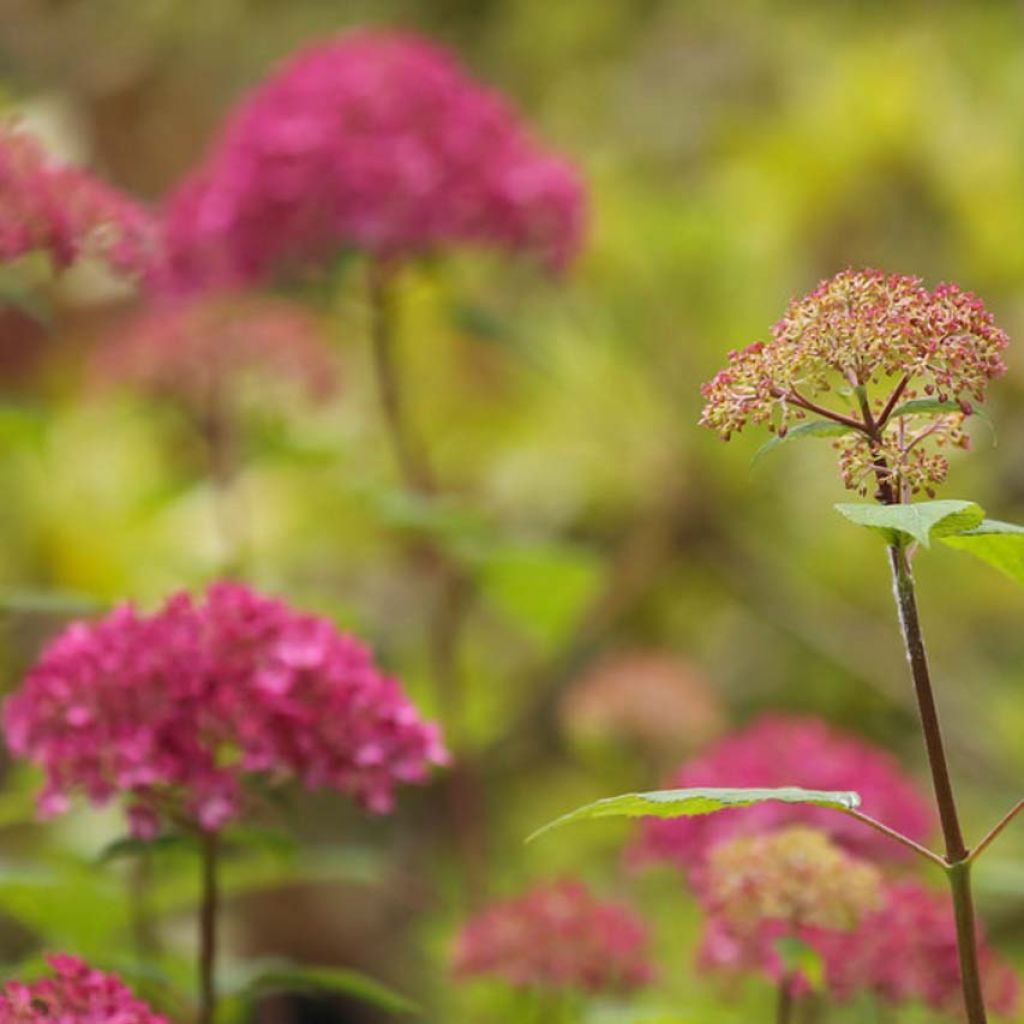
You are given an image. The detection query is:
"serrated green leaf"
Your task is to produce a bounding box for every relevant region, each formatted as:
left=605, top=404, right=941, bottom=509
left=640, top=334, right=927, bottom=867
left=834, top=499, right=984, bottom=548
left=240, top=964, right=417, bottom=1014
left=752, top=420, right=854, bottom=466
left=940, top=519, right=1024, bottom=585
left=527, top=787, right=861, bottom=843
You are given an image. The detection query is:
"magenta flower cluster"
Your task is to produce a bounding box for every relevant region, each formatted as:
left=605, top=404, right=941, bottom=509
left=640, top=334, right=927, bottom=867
left=94, top=292, right=338, bottom=411
left=0, top=121, right=155, bottom=276
left=0, top=955, right=167, bottom=1024
left=699, top=880, right=1020, bottom=1015
left=159, top=31, right=585, bottom=293
left=451, top=879, right=654, bottom=994
left=4, top=582, right=447, bottom=836
left=630, top=715, right=934, bottom=874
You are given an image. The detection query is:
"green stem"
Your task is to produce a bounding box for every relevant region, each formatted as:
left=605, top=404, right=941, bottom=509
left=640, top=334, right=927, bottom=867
left=887, top=542, right=987, bottom=1023
left=365, top=259, right=488, bottom=904
left=776, top=973, right=796, bottom=1024
left=197, top=830, right=220, bottom=1024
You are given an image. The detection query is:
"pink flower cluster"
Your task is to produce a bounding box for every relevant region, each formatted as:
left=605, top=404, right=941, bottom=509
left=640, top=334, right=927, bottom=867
left=4, top=582, right=447, bottom=836
left=93, top=292, right=338, bottom=411
left=699, top=881, right=1020, bottom=1016
left=0, top=121, right=155, bottom=276
left=630, top=715, right=933, bottom=874
left=159, top=31, right=585, bottom=293
left=0, top=954, right=167, bottom=1024
left=700, top=269, right=1009, bottom=495
left=452, top=880, right=654, bottom=994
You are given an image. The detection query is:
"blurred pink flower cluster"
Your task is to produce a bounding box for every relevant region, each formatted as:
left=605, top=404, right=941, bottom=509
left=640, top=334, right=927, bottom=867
left=4, top=582, right=447, bottom=836
left=0, top=954, right=166, bottom=1024
left=93, top=292, right=338, bottom=411
left=699, top=880, right=1020, bottom=1016
left=631, top=715, right=934, bottom=874
left=452, top=879, right=653, bottom=994
left=0, top=121, right=155, bottom=276
left=159, top=31, right=585, bottom=292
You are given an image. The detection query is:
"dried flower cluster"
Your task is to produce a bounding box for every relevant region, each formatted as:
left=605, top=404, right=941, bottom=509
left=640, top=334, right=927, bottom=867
left=699, top=880, right=1020, bottom=1016
left=0, top=121, right=155, bottom=276
left=159, top=31, right=585, bottom=293
left=0, top=955, right=167, bottom=1024
left=4, top=582, right=447, bottom=836
left=631, top=715, right=933, bottom=874
left=93, top=292, right=338, bottom=412
left=703, top=826, right=882, bottom=934
left=700, top=269, right=1008, bottom=495
left=451, top=880, right=654, bottom=994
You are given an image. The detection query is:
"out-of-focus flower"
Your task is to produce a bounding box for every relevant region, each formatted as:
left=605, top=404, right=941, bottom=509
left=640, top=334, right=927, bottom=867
left=4, top=582, right=447, bottom=836
left=700, top=269, right=1008, bottom=496
left=631, top=715, right=933, bottom=874
left=451, top=879, right=653, bottom=994
left=560, top=652, right=725, bottom=759
left=0, top=121, right=156, bottom=277
left=699, top=881, right=1020, bottom=1017
left=159, top=31, right=585, bottom=292
left=703, top=827, right=881, bottom=934
left=0, top=954, right=167, bottom=1024
left=92, top=292, right=338, bottom=412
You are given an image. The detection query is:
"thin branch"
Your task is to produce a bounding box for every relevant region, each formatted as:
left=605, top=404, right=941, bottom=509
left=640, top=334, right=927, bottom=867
left=876, top=374, right=912, bottom=429
left=843, top=808, right=948, bottom=868
left=970, top=799, right=1024, bottom=864
left=775, top=388, right=867, bottom=432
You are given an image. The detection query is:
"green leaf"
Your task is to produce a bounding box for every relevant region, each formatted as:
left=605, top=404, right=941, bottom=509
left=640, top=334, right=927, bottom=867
left=527, top=787, right=861, bottom=843
left=240, top=964, right=418, bottom=1015
left=775, top=936, right=824, bottom=991
left=890, top=398, right=962, bottom=418
left=940, top=519, right=1024, bottom=585
left=834, top=499, right=984, bottom=548
left=96, top=832, right=193, bottom=864
left=752, top=420, right=854, bottom=466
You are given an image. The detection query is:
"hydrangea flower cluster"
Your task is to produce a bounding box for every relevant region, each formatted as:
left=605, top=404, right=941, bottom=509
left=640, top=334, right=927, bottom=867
left=159, top=31, right=585, bottom=293
left=699, top=881, right=1020, bottom=1016
left=0, top=954, right=167, bottom=1024
left=3, top=582, right=447, bottom=836
left=451, top=879, right=654, bottom=994
left=0, top=121, right=155, bottom=276
left=703, top=826, right=881, bottom=935
left=631, top=715, right=933, bottom=874
left=700, top=269, right=1009, bottom=496
left=93, top=292, right=338, bottom=411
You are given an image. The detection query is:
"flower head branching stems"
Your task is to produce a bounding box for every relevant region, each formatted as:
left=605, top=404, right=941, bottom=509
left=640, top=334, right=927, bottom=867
left=701, top=267, right=1013, bottom=1023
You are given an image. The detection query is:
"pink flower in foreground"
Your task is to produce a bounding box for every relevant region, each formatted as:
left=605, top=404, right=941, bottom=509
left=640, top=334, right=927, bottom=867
left=700, top=269, right=1008, bottom=495
left=4, top=582, right=447, bottom=835
left=699, top=881, right=1020, bottom=1016
left=452, top=880, right=654, bottom=994
left=92, top=292, right=338, bottom=411
left=0, top=954, right=167, bottom=1024
left=0, top=121, right=155, bottom=277
left=160, top=31, right=585, bottom=292
left=630, top=715, right=933, bottom=874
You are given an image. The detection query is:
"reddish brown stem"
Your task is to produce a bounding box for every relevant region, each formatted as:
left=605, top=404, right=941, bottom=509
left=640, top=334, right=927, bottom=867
left=774, top=387, right=867, bottom=433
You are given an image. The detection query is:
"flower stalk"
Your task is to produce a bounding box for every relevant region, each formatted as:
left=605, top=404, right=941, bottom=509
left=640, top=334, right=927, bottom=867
left=197, top=829, right=219, bottom=1024
left=366, top=259, right=488, bottom=903
left=888, top=541, right=986, bottom=1023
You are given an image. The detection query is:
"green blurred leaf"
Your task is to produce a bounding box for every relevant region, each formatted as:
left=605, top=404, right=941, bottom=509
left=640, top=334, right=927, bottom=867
left=96, top=832, right=193, bottom=864
left=527, top=787, right=861, bottom=842
left=940, top=519, right=1024, bottom=584
left=834, top=499, right=984, bottom=548
left=775, top=936, right=824, bottom=991
left=239, top=963, right=418, bottom=1015
left=889, top=398, right=962, bottom=418
left=752, top=420, right=853, bottom=466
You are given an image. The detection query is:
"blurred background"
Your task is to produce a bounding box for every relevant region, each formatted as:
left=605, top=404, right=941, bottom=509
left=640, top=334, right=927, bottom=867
left=2, top=1, right=1024, bottom=1021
